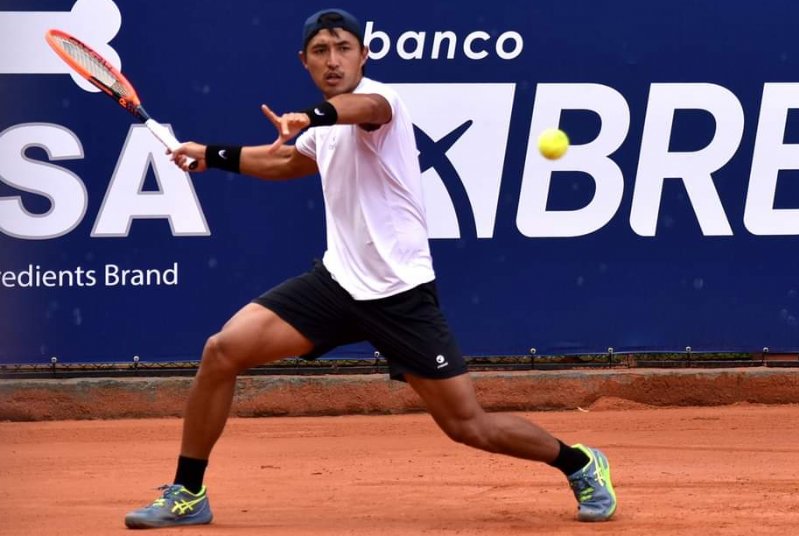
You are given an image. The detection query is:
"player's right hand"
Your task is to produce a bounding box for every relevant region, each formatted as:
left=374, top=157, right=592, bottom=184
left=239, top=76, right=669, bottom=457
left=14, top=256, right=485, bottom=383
left=169, top=142, right=208, bottom=172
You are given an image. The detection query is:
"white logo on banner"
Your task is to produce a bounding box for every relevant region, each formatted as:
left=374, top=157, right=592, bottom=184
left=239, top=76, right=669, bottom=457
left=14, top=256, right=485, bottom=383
left=366, top=21, right=524, bottom=61
left=0, top=0, right=122, bottom=93
left=392, top=83, right=515, bottom=239
left=0, top=123, right=210, bottom=239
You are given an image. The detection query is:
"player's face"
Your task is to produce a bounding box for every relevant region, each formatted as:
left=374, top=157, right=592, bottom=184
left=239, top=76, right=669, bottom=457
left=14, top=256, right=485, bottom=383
left=301, top=29, right=368, bottom=98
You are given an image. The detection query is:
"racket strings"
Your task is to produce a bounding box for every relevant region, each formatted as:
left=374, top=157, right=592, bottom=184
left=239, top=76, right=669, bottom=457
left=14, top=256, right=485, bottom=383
left=56, top=36, right=132, bottom=99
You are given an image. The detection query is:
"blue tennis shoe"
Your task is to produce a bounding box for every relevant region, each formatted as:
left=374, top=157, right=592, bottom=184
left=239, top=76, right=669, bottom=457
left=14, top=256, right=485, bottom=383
left=125, top=484, right=212, bottom=529
left=567, top=444, right=617, bottom=522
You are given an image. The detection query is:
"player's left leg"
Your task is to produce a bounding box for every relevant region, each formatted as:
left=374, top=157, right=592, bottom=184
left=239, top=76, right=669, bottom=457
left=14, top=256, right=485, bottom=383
left=405, top=372, right=617, bottom=522
left=354, top=279, right=616, bottom=521
left=405, top=372, right=560, bottom=461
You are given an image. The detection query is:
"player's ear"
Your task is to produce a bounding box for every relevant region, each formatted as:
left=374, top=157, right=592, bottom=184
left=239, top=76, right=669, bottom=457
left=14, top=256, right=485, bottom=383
left=360, top=45, right=368, bottom=68
left=298, top=50, right=309, bottom=70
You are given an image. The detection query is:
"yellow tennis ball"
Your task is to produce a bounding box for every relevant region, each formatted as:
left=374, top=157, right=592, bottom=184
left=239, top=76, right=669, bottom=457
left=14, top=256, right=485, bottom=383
left=538, top=128, right=570, bottom=160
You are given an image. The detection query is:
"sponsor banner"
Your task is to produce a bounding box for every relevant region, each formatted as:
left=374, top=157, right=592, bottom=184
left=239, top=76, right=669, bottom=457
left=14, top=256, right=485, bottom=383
left=1, top=0, right=797, bottom=363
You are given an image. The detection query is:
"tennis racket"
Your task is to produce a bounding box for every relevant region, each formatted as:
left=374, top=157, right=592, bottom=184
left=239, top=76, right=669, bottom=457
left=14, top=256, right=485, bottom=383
left=45, top=28, right=197, bottom=169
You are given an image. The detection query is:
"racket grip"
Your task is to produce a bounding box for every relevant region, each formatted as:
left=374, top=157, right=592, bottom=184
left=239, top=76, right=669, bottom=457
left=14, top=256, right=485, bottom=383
left=145, top=119, right=198, bottom=170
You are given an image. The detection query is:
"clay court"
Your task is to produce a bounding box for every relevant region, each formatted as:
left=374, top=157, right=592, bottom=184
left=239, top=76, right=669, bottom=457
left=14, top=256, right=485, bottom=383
left=2, top=398, right=798, bottom=535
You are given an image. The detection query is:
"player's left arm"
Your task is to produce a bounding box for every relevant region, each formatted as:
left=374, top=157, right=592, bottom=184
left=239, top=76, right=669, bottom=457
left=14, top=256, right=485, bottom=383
left=327, top=93, right=392, bottom=129
left=264, top=93, right=392, bottom=152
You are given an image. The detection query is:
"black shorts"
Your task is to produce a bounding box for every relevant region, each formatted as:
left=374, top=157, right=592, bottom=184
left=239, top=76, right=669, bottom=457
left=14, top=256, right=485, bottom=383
left=253, top=261, right=468, bottom=381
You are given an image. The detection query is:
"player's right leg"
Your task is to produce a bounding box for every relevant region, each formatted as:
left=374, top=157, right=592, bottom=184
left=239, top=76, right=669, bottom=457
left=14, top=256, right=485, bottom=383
left=180, top=303, right=314, bottom=460
left=124, top=304, right=313, bottom=529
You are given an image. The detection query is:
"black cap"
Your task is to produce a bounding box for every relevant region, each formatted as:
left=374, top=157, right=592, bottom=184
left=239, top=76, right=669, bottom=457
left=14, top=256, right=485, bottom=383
left=302, top=8, right=363, bottom=49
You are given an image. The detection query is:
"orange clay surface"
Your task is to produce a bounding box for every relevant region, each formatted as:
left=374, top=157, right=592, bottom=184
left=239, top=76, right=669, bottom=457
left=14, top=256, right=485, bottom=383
left=2, top=403, right=799, bottom=535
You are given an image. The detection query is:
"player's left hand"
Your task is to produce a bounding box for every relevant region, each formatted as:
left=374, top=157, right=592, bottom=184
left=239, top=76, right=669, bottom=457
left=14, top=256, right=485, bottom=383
left=261, top=104, right=310, bottom=153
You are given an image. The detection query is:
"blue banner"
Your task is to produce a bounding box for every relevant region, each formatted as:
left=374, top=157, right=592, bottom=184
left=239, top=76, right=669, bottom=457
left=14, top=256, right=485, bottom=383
left=1, top=0, right=797, bottom=364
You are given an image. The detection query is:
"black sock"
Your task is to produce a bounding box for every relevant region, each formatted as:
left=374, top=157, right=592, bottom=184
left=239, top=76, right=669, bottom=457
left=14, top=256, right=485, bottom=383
left=174, top=455, right=208, bottom=494
left=547, top=440, right=590, bottom=477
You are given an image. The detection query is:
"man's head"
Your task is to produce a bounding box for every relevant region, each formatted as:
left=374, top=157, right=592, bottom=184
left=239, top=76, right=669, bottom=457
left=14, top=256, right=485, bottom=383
left=300, top=9, right=368, bottom=98
left=302, top=9, right=363, bottom=51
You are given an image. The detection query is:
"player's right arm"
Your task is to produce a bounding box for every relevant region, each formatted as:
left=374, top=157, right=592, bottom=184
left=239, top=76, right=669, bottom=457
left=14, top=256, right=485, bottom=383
left=171, top=142, right=317, bottom=180
left=240, top=145, right=317, bottom=180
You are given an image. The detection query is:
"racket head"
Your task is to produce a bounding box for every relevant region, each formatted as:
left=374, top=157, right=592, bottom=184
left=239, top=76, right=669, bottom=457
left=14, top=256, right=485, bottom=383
left=45, top=29, right=144, bottom=118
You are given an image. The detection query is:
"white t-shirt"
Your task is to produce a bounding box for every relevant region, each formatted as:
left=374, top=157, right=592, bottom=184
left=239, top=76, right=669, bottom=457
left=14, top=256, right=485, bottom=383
left=295, top=77, right=435, bottom=300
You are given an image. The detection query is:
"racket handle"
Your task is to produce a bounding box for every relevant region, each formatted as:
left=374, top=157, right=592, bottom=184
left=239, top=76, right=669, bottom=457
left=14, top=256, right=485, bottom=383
left=145, top=119, right=198, bottom=170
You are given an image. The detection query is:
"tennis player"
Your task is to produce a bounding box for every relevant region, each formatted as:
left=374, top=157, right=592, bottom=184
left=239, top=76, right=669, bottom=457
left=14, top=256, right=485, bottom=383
left=124, top=8, right=617, bottom=529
